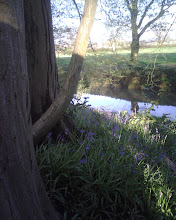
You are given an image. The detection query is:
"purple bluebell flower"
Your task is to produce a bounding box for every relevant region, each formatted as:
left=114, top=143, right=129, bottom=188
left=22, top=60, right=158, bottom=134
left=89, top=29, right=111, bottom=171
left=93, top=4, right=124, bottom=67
left=120, top=148, right=125, bottom=156
left=88, top=131, right=95, bottom=136
left=87, top=131, right=95, bottom=142
left=89, top=136, right=94, bottom=142
left=138, top=154, right=143, bottom=160
left=100, top=152, right=105, bottom=157
left=114, top=124, right=119, bottom=131
left=85, top=145, right=90, bottom=150
left=133, top=131, right=138, bottom=139
left=134, top=156, right=138, bottom=162
left=94, top=121, right=98, bottom=127
left=133, top=152, right=144, bottom=162
left=79, top=158, right=87, bottom=164
left=131, top=164, right=136, bottom=173
left=65, top=128, right=69, bottom=135
left=80, top=129, right=84, bottom=133
left=156, top=151, right=165, bottom=162
left=111, top=125, right=119, bottom=137
left=136, top=143, right=140, bottom=148
left=121, top=151, right=125, bottom=156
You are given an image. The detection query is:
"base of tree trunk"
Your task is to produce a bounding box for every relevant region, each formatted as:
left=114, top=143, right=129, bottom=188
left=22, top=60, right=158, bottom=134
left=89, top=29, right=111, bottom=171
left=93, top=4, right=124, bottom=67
left=42, top=112, right=81, bottom=146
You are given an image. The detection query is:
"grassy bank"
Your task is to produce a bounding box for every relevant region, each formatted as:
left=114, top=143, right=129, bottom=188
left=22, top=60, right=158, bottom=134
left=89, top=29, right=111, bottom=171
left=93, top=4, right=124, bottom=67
left=57, top=46, right=176, bottom=93
left=36, top=104, right=176, bottom=219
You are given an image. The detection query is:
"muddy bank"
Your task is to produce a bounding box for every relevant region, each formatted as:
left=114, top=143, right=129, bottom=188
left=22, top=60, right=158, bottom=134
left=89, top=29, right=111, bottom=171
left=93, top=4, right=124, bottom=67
left=81, top=65, right=176, bottom=92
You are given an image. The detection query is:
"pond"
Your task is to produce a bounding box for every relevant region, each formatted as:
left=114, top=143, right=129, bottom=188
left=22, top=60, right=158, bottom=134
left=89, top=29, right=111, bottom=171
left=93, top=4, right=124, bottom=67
left=76, top=87, right=176, bottom=121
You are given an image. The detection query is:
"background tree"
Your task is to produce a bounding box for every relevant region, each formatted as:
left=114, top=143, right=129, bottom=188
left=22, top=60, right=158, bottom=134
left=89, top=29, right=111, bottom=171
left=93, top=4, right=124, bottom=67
left=101, top=0, right=176, bottom=63
left=0, top=0, right=97, bottom=218
left=107, top=26, right=126, bottom=51
left=151, top=21, right=169, bottom=45
left=54, top=26, right=77, bottom=54
left=51, top=0, right=84, bottom=53
left=150, top=15, right=176, bottom=45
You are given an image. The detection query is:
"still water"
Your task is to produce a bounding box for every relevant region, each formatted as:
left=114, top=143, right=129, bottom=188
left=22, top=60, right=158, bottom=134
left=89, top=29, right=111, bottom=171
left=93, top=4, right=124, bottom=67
left=77, top=88, right=176, bottom=120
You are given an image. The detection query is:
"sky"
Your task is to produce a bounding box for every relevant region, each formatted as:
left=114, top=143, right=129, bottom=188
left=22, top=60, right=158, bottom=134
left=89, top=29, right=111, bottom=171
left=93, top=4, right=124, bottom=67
left=90, top=22, right=110, bottom=44
left=89, top=4, right=176, bottom=45
left=52, top=1, right=176, bottom=46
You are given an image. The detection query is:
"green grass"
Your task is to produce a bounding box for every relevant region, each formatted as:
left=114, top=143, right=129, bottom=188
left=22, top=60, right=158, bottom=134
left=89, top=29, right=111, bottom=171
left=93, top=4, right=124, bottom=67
left=138, top=46, right=176, bottom=66
left=57, top=46, right=176, bottom=68
left=36, top=103, right=176, bottom=219
left=86, top=47, right=176, bottom=67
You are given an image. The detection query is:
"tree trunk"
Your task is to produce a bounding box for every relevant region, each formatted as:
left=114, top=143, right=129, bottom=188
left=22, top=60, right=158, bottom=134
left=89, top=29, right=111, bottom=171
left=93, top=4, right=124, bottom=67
left=0, top=1, right=59, bottom=219
left=131, top=32, right=139, bottom=63
left=130, top=1, right=140, bottom=63
left=33, top=0, right=98, bottom=145
left=24, top=0, right=59, bottom=124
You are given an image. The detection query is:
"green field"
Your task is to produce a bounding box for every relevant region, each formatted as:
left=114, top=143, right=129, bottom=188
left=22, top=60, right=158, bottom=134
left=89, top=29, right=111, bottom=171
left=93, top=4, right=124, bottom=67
left=57, top=46, right=176, bottom=68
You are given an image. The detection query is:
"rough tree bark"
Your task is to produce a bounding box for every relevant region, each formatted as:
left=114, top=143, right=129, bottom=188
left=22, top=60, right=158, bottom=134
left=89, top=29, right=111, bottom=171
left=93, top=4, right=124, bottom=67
left=130, top=0, right=139, bottom=63
left=24, top=0, right=59, bottom=124
left=33, top=0, right=98, bottom=145
left=0, top=1, right=59, bottom=219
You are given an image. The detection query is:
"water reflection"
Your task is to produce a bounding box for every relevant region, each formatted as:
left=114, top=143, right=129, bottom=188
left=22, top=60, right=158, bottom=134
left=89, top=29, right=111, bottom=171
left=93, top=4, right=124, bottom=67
left=77, top=88, right=176, bottom=120
left=131, top=101, right=139, bottom=114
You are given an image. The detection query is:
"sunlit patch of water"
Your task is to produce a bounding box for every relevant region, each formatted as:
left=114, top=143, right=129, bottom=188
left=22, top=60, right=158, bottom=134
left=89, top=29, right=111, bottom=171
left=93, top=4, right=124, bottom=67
left=74, top=93, right=176, bottom=121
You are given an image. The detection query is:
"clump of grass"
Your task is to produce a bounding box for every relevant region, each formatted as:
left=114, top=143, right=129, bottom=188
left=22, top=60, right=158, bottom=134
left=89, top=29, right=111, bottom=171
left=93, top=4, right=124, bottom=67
left=36, top=106, right=176, bottom=219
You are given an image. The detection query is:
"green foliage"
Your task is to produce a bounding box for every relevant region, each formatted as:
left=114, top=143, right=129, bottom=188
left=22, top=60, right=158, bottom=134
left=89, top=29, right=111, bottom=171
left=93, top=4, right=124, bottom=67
left=36, top=105, right=176, bottom=219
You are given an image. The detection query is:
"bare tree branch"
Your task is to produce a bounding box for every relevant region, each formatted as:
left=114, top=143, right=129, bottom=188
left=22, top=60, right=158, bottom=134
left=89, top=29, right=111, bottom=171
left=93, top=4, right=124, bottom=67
left=137, top=0, right=155, bottom=29
left=139, top=8, right=165, bottom=37
left=72, top=0, right=82, bottom=20
left=138, top=0, right=176, bottom=37
left=124, top=0, right=132, bottom=12
left=161, top=15, right=176, bottom=45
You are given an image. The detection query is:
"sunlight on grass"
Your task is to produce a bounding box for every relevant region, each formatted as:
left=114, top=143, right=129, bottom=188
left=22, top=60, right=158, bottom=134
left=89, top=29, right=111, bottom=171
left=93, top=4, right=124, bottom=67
left=57, top=46, right=176, bottom=76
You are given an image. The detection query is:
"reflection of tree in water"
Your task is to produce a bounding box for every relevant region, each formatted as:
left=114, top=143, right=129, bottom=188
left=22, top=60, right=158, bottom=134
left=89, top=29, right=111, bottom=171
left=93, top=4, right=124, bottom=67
left=131, top=101, right=139, bottom=114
